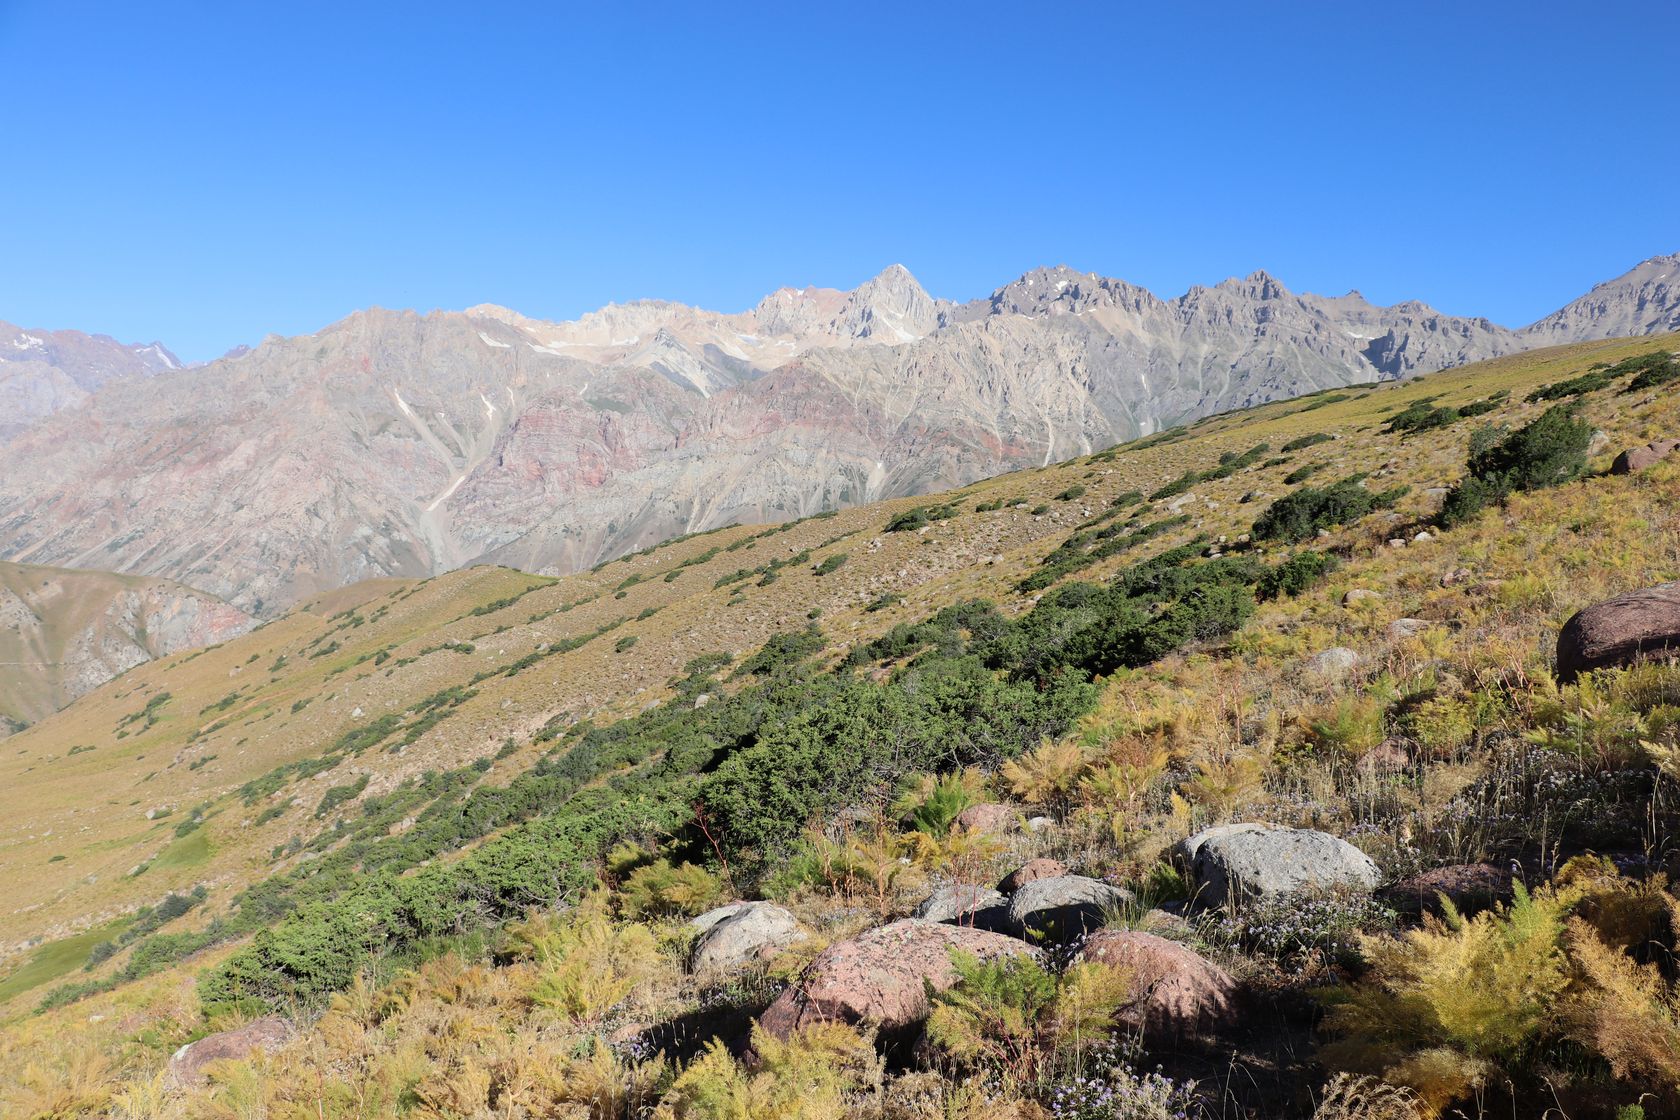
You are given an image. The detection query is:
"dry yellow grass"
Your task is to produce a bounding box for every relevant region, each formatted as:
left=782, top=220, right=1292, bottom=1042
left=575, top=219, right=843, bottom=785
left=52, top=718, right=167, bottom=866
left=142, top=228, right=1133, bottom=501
left=1, top=331, right=1674, bottom=1024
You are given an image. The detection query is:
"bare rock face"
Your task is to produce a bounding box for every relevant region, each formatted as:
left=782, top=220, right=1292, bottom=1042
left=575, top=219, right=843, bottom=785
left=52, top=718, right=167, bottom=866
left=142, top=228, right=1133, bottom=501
left=1077, top=930, right=1238, bottom=1041
left=1523, top=253, right=1680, bottom=344
left=689, top=902, right=805, bottom=974
left=167, top=1016, right=291, bottom=1086
left=1557, top=583, right=1680, bottom=682
left=1180, top=823, right=1380, bottom=909
left=757, top=919, right=1036, bottom=1038
left=1610, top=438, right=1679, bottom=475
left=997, top=858, right=1068, bottom=894
left=0, top=320, right=179, bottom=441
left=5, top=256, right=1675, bottom=615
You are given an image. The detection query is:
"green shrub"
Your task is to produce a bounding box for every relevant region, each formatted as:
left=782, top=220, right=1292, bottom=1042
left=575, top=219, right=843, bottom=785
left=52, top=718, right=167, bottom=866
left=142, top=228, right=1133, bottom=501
left=885, top=502, right=958, bottom=532
left=1438, top=405, right=1592, bottom=528
left=1527, top=369, right=1616, bottom=402
left=1282, top=432, right=1335, bottom=452
left=1054, top=485, right=1086, bottom=501
left=1257, top=550, right=1338, bottom=600
left=813, top=553, right=848, bottom=576
left=1252, top=478, right=1402, bottom=542
left=314, top=775, right=370, bottom=819
left=909, top=775, right=976, bottom=836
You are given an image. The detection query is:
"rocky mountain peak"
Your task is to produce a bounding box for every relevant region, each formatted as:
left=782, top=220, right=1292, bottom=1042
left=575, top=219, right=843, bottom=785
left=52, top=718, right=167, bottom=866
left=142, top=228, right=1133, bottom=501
left=838, top=264, right=941, bottom=343
left=1523, top=251, right=1680, bottom=343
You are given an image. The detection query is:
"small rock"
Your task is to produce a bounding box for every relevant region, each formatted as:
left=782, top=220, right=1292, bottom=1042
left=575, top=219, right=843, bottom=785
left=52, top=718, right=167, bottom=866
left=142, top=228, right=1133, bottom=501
left=1077, top=930, right=1238, bottom=1041
left=1440, top=567, right=1472, bottom=588
left=1343, top=589, right=1382, bottom=606
left=688, top=901, right=752, bottom=936
left=757, top=920, right=1036, bottom=1039
left=1026, top=815, right=1055, bottom=834
left=690, top=902, right=806, bottom=974
left=912, top=883, right=1007, bottom=924
left=351, top=706, right=364, bottom=718
left=168, top=1016, right=291, bottom=1087
left=954, top=803, right=1017, bottom=836
left=1611, top=438, right=1679, bottom=475
left=1387, top=538, right=1407, bottom=548
left=998, top=858, right=1068, bottom=894
left=1306, top=647, right=1360, bottom=677
left=1182, top=823, right=1380, bottom=909
left=1387, top=618, right=1431, bottom=641
left=1412, top=531, right=1432, bottom=543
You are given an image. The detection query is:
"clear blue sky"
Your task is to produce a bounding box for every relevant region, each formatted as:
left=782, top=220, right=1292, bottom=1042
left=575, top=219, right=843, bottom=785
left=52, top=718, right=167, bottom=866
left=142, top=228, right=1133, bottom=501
left=2, top=1, right=1675, bottom=361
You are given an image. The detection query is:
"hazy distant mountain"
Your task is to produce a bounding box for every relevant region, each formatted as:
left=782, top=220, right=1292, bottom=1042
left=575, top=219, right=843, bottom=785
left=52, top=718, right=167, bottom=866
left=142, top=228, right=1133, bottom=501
left=0, top=254, right=1674, bottom=615
left=0, top=560, right=252, bottom=734
left=0, top=322, right=179, bottom=441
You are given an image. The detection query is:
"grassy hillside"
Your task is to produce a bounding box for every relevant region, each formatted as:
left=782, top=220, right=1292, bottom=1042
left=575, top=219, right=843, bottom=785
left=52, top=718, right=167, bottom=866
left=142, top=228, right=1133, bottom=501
left=3, top=333, right=1679, bottom=1118
left=0, top=561, right=251, bottom=733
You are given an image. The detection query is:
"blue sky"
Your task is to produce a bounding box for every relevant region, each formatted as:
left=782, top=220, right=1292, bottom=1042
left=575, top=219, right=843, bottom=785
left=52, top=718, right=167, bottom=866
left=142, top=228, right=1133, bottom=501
left=1, top=1, right=1675, bottom=361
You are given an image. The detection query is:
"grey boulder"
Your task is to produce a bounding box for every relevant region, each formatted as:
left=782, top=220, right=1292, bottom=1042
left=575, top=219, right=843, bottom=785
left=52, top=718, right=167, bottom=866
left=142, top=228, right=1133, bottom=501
left=912, top=883, right=1008, bottom=925
left=689, top=902, right=806, bottom=974
left=1181, top=822, right=1380, bottom=908
left=1006, top=875, right=1133, bottom=938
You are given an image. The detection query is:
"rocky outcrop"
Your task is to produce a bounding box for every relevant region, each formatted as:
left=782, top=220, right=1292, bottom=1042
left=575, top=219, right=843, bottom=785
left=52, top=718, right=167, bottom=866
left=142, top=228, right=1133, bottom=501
left=1610, top=438, right=1679, bottom=475
left=689, top=902, right=805, bottom=974
left=757, top=919, right=1036, bottom=1038
left=1557, top=583, right=1680, bottom=682
left=1180, top=823, right=1380, bottom=908
left=997, top=858, right=1067, bottom=894
left=1006, top=875, right=1133, bottom=938
left=1077, top=930, right=1238, bottom=1041
left=167, top=1016, right=291, bottom=1086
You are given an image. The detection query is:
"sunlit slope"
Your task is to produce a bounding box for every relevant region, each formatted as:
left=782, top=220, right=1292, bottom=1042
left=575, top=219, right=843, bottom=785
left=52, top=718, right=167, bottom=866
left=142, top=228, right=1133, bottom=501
left=0, top=331, right=1671, bottom=972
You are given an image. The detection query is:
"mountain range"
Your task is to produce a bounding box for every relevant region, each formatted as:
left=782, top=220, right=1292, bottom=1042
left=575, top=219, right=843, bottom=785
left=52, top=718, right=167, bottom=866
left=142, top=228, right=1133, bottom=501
left=1, top=253, right=1676, bottom=616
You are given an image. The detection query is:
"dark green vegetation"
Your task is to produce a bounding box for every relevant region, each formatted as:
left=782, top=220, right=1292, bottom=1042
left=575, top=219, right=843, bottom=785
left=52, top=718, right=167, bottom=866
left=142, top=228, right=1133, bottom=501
left=1526, top=348, right=1679, bottom=401
left=1251, top=478, right=1409, bottom=543
left=78, top=533, right=1331, bottom=1013
left=1438, top=404, right=1594, bottom=527
left=1148, top=442, right=1271, bottom=500
left=1281, top=432, right=1335, bottom=452
left=1017, top=514, right=1191, bottom=592
left=1382, top=391, right=1505, bottom=435
left=885, top=502, right=960, bottom=532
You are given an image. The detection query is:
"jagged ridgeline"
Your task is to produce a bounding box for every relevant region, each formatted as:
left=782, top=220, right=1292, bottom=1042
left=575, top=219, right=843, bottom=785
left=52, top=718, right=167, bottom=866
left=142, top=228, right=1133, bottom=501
left=5, top=332, right=1680, bottom=1118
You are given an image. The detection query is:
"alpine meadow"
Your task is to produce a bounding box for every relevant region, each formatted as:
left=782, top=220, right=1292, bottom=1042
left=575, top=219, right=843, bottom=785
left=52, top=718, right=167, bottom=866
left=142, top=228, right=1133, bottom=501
left=4, top=4, right=1680, bottom=1119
